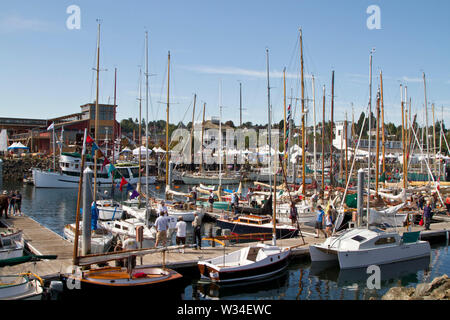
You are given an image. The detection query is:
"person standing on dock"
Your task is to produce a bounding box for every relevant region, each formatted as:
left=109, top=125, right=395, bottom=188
left=314, top=205, right=327, bottom=238
left=154, top=212, right=169, bottom=248
left=325, top=210, right=334, bottom=237
left=14, top=190, right=22, bottom=216
left=423, top=200, right=432, bottom=231
left=158, top=201, right=168, bottom=217
left=289, top=203, right=298, bottom=226
left=0, top=191, right=9, bottom=219
left=175, top=216, right=187, bottom=253
left=192, top=212, right=202, bottom=249
left=190, top=187, right=197, bottom=205
left=8, top=190, right=15, bottom=216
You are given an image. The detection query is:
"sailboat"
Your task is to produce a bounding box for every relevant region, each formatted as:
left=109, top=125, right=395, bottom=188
left=60, top=28, right=184, bottom=299
left=198, top=54, right=292, bottom=282
left=309, top=50, right=431, bottom=269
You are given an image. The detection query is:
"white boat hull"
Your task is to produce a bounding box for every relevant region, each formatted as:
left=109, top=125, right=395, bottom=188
left=336, top=241, right=431, bottom=269
left=182, top=175, right=240, bottom=185
left=0, top=276, right=43, bottom=300
left=32, top=168, right=142, bottom=188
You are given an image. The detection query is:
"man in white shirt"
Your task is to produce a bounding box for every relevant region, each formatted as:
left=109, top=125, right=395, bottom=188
left=192, top=212, right=202, bottom=249
left=158, top=201, right=168, bottom=217
left=154, top=212, right=169, bottom=248
left=175, top=216, right=187, bottom=253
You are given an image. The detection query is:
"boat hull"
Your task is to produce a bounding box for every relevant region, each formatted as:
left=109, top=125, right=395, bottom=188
left=32, top=168, right=145, bottom=188
left=336, top=241, right=431, bottom=269
left=215, top=219, right=298, bottom=239
left=182, top=175, right=240, bottom=185
left=198, top=249, right=290, bottom=283
left=60, top=267, right=184, bottom=300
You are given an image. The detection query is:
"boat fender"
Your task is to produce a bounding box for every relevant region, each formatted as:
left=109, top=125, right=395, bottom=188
left=134, top=272, right=147, bottom=278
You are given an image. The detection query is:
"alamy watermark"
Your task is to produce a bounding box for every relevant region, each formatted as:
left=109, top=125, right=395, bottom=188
left=366, top=265, right=381, bottom=289
left=66, top=5, right=81, bottom=30
left=168, top=128, right=281, bottom=165
left=366, top=5, right=381, bottom=30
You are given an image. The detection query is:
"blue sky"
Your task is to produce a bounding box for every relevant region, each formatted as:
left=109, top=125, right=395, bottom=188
left=1, top=0, right=449, bottom=129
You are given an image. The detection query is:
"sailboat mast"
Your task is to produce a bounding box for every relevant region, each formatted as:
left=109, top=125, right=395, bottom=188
left=113, top=68, right=117, bottom=164
left=93, top=22, right=101, bottom=203
left=266, top=48, right=272, bottom=190
left=239, top=82, right=243, bottom=127
left=321, top=85, right=325, bottom=192
left=190, top=94, right=197, bottom=169
left=423, top=72, right=430, bottom=180
left=375, top=87, right=380, bottom=195
left=312, top=74, right=317, bottom=182
left=219, top=80, right=223, bottom=188
left=300, top=29, right=306, bottom=194
left=138, top=68, right=142, bottom=198
left=401, top=85, right=406, bottom=190
left=165, top=51, right=170, bottom=190
left=145, top=32, right=150, bottom=219
left=200, top=103, right=206, bottom=173
left=330, top=70, right=335, bottom=187
left=432, top=103, right=436, bottom=176
left=367, top=50, right=373, bottom=229
left=283, top=68, right=287, bottom=170
left=380, top=71, right=385, bottom=175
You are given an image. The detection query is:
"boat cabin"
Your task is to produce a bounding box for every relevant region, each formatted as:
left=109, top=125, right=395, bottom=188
left=233, top=215, right=272, bottom=225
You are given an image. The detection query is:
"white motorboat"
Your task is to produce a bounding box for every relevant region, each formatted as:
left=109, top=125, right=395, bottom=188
left=0, top=230, right=24, bottom=260
left=198, top=243, right=290, bottom=283
left=98, top=218, right=157, bottom=248
left=95, top=199, right=123, bottom=221
left=32, top=153, right=154, bottom=188
left=309, top=228, right=430, bottom=269
left=0, top=274, right=44, bottom=300
left=63, top=224, right=114, bottom=254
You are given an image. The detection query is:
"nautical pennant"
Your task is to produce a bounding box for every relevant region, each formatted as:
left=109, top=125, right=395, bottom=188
left=119, top=177, right=127, bottom=191
left=86, top=135, right=94, bottom=144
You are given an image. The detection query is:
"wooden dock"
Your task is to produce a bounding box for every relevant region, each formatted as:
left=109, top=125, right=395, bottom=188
left=1, top=213, right=449, bottom=281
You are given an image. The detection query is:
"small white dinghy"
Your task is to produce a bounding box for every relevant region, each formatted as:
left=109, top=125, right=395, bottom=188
left=94, top=199, right=124, bottom=221
left=0, top=273, right=44, bottom=300
left=99, top=218, right=157, bottom=248
left=198, top=243, right=290, bottom=283
left=63, top=224, right=114, bottom=254
left=309, top=228, right=430, bottom=269
left=0, top=230, right=24, bottom=261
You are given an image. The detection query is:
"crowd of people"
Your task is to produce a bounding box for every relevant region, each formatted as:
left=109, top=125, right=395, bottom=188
left=0, top=189, right=22, bottom=218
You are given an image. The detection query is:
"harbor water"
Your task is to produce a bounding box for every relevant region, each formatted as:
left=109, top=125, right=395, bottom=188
left=1, top=180, right=449, bottom=300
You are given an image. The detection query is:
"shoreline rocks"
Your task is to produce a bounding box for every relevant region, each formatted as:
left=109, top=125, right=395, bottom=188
left=382, top=274, right=450, bottom=300
left=0, top=156, right=54, bottom=182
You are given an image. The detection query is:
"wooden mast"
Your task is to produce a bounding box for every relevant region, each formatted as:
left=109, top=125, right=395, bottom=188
left=330, top=70, right=335, bottom=187
left=321, top=85, right=325, bottom=192
left=165, top=51, right=170, bottom=191
left=401, top=85, right=406, bottom=190
left=283, top=68, right=287, bottom=174
left=113, top=68, right=117, bottom=166
left=93, top=22, right=101, bottom=203
left=344, top=113, right=348, bottom=187
left=312, top=74, right=317, bottom=182
left=190, top=94, right=197, bottom=169
left=375, top=87, right=381, bottom=195
left=432, top=103, right=436, bottom=176
left=300, top=28, right=306, bottom=194
left=200, top=102, right=206, bottom=173
left=380, top=71, right=385, bottom=176
left=423, top=72, right=430, bottom=181
left=138, top=68, right=143, bottom=199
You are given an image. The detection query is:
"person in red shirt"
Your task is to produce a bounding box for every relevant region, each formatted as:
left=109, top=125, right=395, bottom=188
left=445, top=196, right=450, bottom=216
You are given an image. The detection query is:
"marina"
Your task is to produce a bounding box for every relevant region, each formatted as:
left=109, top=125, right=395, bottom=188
left=1, top=1, right=450, bottom=307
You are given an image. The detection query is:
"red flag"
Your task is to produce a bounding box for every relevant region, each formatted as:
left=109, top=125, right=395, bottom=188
left=86, top=135, right=94, bottom=144
left=119, top=177, right=127, bottom=191
left=102, top=157, right=110, bottom=171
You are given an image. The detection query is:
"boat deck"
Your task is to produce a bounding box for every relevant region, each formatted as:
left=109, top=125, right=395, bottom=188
left=0, top=213, right=449, bottom=281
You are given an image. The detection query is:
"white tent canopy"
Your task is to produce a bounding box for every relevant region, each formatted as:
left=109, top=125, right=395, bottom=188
left=120, top=147, right=132, bottom=154
left=7, top=142, right=28, bottom=150
left=133, top=146, right=152, bottom=156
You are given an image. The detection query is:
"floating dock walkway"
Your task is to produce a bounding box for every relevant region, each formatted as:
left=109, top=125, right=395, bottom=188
left=1, top=213, right=449, bottom=281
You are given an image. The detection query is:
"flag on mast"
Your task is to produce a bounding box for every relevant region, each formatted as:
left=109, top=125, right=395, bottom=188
left=47, top=122, right=55, bottom=131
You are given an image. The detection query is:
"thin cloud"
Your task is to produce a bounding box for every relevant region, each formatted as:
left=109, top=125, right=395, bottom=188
left=400, top=76, right=422, bottom=83
left=180, top=65, right=312, bottom=79
left=0, top=14, right=50, bottom=33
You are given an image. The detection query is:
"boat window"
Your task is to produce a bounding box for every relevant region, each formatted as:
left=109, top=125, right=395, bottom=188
left=117, top=168, right=130, bottom=178
left=374, top=237, right=396, bottom=245
left=114, top=224, right=120, bottom=229
left=123, top=226, right=128, bottom=231
left=2, top=239, right=11, bottom=246
left=130, top=168, right=139, bottom=177
left=75, top=164, right=79, bottom=169
left=351, top=235, right=366, bottom=242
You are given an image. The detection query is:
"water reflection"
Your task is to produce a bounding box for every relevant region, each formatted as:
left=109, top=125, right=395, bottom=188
left=309, top=256, right=431, bottom=288
left=193, top=270, right=290, bottom=300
